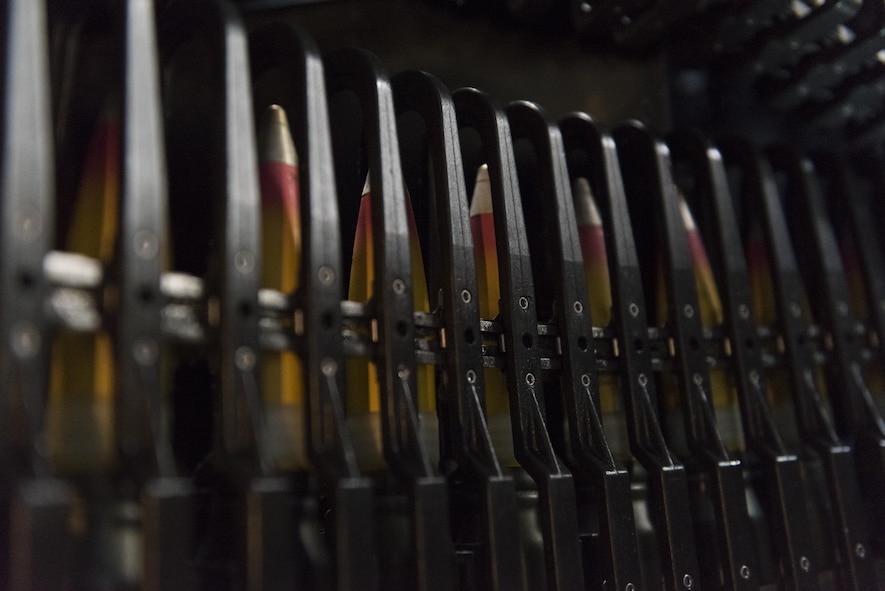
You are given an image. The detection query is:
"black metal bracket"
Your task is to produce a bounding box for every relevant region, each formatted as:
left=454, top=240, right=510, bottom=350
left=507, top=100, right=642, bottom=591
left=452, top=86, right=585, bottom=591
left=159, top=0, right=264, bottom=474
left=766, top=146, right=885, bottom=442
left=716, top=135, right=876, bottom=591
left=391, top=69, right=522, bottom=591
left=159, top=3, right=267, bottom=590
left=324, top=47, right=455, bottom=591
left=249, top=23, right=378, bottom=591
left=668, top=128, right=819, bottom=591
left=559, top=112, right=701, bottom=591
left=120, top=3, right=195, bottom=590
left=614, top=121, right=759, bottom=591
left=767, top=143, right=885, bottom=564
left=0, top=1, right=75, bottom=589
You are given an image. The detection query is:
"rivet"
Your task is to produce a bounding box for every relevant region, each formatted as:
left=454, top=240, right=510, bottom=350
left=580, top=1, right=592, bottom=13
left=398, top=366, right=411, bottom=380
left=318, top=266, right=335, bottom=285
left=693, top=373, right=703, bottom=386
left=683, top=574, right=693, bottom=589
left=16, top=208, right=41, bottom=243
left=133, top=229, right=159, bottom=260
left=321, top=358, right=337, bottom=376
left=519, top=296, right=529, bottom=310
left=525, top=373, right=535, bottom=386
left=574, top=301, right=584, bottom=313
left=234, top=250, right=255, bottom=274
left=392, top=279, right=406, bottom=294
left=133, top=338, right=158, bottom=365
left=749, top=370, right=760, bottom=385
left=790, top=302, right=802, bottom=318
left=625, top=584, right=635, bottom=591
left=799, top=556, right=810, bottom=572
left=740, top=565, right=751, bottom=580
left=738, top=304, right=750, bottom=319
left=629, top=303, right=640, bottom=317
left=235, top=346, right=255, bottom=370
left=581, top=374, right=591, bottom=386
left=461, top=289, right=472, bottom=303
left=837, top=301, right=849, bottom=316
left=638, top=373, right=648, bottom=387
left=683, top=305, right=694, bottom=318
left=856, top=543, right=866, bottom=559
left=466, top=369, right=477, bottom=384
left=10, top=322, right=40, bottom=359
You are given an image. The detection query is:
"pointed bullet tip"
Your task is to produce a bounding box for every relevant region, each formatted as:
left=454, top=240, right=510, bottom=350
left=361, top=171, right=371, bottom=196
left=470, top=164, right=493, bottom=216
left=572, top=177, right=602, bottom=226
left=258, top=104, right=298, bottom=166
left=678, top=195, right=697, bottom=232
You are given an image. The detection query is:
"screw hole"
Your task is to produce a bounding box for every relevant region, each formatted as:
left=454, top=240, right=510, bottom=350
left=138, top=285, right=155, bottom=304
left=17, top=271, right=35, bottom=289
left=396, top=320, right=409, bottom=337
left=321, top=311, right=335, bottom=329
left=577, top=336, right=588, bottom=350
left=522, top=333, right=533, bottom=348
left=689, top=337, right=699, bottom=350
left=238, top=300, right=253, bottom=319
left=634, top=339, right=644, bottom=352
left=464, top=328, right=476, bottom=344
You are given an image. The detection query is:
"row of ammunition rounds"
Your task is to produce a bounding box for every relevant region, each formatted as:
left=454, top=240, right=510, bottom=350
left=2, top=1, right=885, bottom=590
